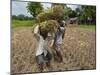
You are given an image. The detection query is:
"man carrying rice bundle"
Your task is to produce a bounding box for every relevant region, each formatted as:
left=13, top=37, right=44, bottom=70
left=33, top=20, right=58, bottom=71
left=53, top=20, right=65, bottom=63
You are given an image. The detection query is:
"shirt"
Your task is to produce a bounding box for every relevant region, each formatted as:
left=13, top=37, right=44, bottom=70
left=34, top=25, right=54, bottom=56
left=54, top=27, right=65, bottom=44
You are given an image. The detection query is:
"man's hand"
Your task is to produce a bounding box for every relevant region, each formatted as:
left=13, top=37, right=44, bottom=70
left=50, top=40, right=54, bottom=47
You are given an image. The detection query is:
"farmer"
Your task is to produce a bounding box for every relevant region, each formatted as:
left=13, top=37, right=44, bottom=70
left=53, top=20, right=65, bottom=62
left=33, top=21, right=57, bottom=71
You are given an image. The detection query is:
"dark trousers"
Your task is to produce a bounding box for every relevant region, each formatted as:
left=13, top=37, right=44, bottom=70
left=36, top=51, right=52, bottom=70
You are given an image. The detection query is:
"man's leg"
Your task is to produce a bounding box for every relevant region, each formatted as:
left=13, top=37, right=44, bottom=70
left=45, top=51, right=52, bottom=67
left=36, top=54, right=45, bottom=71
left=55, top=44, right=63, bottom=62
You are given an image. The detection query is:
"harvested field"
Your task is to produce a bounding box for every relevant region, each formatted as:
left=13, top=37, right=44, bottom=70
left=11, top=26, right=96, bottom=74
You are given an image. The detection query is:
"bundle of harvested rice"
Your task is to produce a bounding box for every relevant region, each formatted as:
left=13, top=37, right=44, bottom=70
left=32, top=20, right=59, bottom=34
left=39, top=20, right=58, bottom=33
left=37, top=5, right=64, bottom=22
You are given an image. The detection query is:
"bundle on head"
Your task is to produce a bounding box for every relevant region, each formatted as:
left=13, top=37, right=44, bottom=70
left=52, top=5, right=64, bottom=20
left=36, top=9, right=53, bottom=23
left=37, top=5, right=64, bottom=23
left=39, top=20, right=59, bottom=33
left=38, top=20, right=59, bottom=39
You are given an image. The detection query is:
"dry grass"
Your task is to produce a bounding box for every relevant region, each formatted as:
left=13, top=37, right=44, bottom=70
left=11, top=26, right=96, bottom=74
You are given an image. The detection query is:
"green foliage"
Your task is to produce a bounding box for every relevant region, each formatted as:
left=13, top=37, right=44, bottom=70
left=12, top=14, right=33, bottom=20
left=26, top=2, right=43, bottom=18
left=69, top=10, right=77, bottom=18
left=81, top=6, right=96, bottom=19
left=79, top=25, right=96, bottom=30
left=75, top=6, right=96, bottom=24
left=63, top=6, right=72, bottom=19
left=12, top=20, right=34, bottom=28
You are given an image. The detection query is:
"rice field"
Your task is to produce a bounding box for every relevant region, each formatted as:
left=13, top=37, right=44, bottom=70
left=11, top=26, right=96, bottom=74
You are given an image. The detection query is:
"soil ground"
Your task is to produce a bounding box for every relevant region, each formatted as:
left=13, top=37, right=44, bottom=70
left=11, top=26, right=96, bottom=74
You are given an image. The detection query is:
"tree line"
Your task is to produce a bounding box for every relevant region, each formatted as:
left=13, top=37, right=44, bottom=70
left=12, top=2, right=96, bottom=25
left=12, top=14, right=33, bottom=20
left=26, top=2, right=96, bottom=25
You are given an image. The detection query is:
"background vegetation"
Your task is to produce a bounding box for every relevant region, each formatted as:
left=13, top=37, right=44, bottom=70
left=12, top=2, right=96, bottom=29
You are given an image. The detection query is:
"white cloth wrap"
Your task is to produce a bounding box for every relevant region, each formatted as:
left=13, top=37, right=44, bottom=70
left=34, top=25, right=53, bottom=56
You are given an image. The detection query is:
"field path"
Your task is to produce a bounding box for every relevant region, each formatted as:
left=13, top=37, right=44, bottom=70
left=11, top=26, right=96, bottom=74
